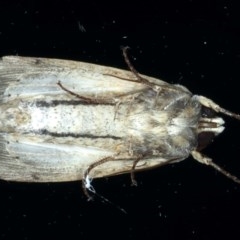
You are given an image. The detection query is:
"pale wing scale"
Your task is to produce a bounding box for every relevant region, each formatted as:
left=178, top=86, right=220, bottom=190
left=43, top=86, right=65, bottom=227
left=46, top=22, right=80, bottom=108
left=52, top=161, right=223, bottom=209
left=0, top=133, right=113, bottom=181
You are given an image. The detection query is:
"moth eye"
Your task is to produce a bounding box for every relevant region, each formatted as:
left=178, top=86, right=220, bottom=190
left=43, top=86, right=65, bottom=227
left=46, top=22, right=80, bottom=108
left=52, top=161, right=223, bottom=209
left=201, top=106, right=216, bottom=118
left=197, top=131, right=215, bottom=151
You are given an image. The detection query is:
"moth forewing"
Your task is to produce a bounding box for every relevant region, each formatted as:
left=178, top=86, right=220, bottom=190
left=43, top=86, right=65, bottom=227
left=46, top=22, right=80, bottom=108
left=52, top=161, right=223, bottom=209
left=0, top=53, right=240, bottom=196
left=0, top=56, right=161, bottom=101
left=0, top=132, right=173, bottom=182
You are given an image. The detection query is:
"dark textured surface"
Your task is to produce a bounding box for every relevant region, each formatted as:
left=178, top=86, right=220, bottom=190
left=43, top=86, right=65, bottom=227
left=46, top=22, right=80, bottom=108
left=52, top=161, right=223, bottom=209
left=1, top=1, right=240, bottom=239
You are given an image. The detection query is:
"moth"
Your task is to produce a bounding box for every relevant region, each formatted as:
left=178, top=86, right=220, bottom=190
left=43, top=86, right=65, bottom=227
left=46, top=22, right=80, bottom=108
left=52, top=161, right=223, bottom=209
left=0, top=48, right=240, bottom=198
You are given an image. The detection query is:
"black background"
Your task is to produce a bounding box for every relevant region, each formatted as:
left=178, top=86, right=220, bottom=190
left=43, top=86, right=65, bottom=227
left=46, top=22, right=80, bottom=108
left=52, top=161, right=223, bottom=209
left=1, top=0, right=240, bottom=239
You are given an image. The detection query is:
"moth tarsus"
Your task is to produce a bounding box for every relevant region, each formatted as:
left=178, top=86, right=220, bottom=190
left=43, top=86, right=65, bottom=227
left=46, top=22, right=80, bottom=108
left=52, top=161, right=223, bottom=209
left=82, top=175, right=94, bottom=201
left=82, top=156, right=116, bottom=199
left=130, top=157, right=143, bottom=186
left=0, top=50, right=240, bottom=199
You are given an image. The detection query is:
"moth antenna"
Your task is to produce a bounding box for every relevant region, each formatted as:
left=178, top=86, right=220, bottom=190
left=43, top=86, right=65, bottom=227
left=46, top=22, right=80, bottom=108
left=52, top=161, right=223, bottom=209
left=191, top=150, right=240, bottom=184
left=196, top=95, right=240, bottom=120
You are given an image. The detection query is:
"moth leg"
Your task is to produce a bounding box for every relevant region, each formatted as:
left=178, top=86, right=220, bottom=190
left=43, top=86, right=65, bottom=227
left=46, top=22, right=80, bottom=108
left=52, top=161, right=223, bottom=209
left=82, top=156, right=115, bottom=200
left=196, top=95, right=240, bottom=120
left=127, top=136, right=140, bottom=186
left=57, top=81, right=114, bottom=104
left=57, top=81, right=96, bottom=103
left=122, top=47, right=156, bottom=88
left=191, top=150, right=240, bottom=184
left=58, top=81, right=132, bottom=120
left=130, top=157, right=142, bottom=186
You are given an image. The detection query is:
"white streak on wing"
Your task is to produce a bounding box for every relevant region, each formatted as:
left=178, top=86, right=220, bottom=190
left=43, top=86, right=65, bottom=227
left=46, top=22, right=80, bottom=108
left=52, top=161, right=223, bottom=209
left=0, top=134, right=115, bottom=181
left=6, top=135, right=113, bottom=164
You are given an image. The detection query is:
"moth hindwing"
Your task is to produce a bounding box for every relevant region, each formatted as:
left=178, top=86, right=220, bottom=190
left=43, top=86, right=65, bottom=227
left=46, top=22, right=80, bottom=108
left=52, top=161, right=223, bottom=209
left=0, top=48, right=240, bottom=198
